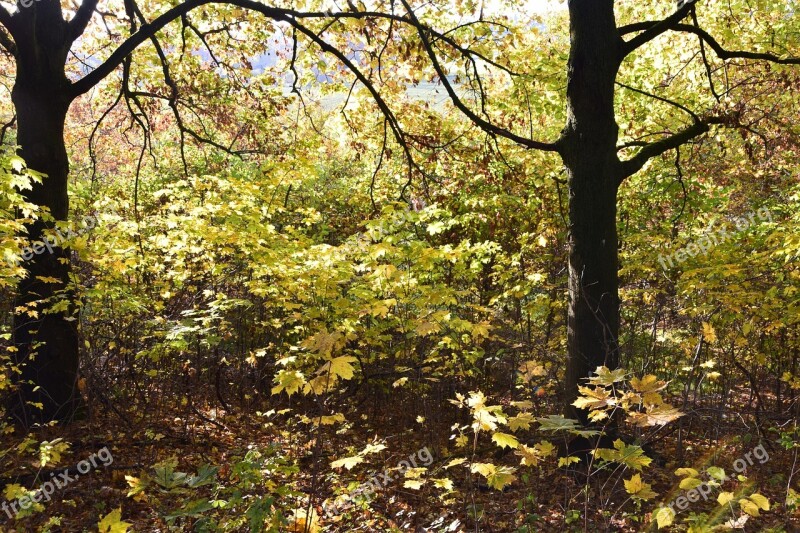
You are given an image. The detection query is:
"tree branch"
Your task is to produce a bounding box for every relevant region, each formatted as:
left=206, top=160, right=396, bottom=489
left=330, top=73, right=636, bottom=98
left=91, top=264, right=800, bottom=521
left=397, top=0, right=558, bottom=151
left=619, top=116, right=727, bottom=181
left=0, top=5, right=14, bottom=34
left=621, top=20, right=800, bottom=65
left=616, top=81, right=700, bottom=121
left=667, top=23, right=800, bottom=65
left=0, top=25, right=15, bottom=55
left=619, top=3, right=695, bottom=57
left=68, top=0, right=99, bottom=43
left=69, top=0, right=211, bottom=97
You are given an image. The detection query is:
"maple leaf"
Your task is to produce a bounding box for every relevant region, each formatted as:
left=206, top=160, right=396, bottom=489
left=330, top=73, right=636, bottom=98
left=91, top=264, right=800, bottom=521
left=630, top=374, right=667, bottom=393
left=330, top=455, right=363, bottom=470
left=492, top=432, right=519, bottom=449
left=587, top=366, right=627, bottom=385
left=271, top=369, right=305, bottom=397
left=98, top=508, right=132, bottom=533
left=470, top=463, right=516, bottom=490
left=508, top=413, right=535, bottom=431
left=624, top=474, right=657, bottom=500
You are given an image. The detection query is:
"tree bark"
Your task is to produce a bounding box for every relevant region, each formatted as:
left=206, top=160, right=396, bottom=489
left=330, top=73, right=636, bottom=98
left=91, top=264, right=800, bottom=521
left=7, top=6, right=80, bottom=426
left=559, top=0, right=624, bottom=425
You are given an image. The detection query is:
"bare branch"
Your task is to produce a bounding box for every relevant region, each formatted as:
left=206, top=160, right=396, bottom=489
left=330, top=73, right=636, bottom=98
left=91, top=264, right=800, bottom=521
left=690, top=6, right=720, bottom=101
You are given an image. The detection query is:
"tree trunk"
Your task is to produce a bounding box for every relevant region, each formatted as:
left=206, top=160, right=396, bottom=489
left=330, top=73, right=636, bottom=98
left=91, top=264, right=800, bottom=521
left=8, top=9, right=80, bottom=426
left=560, top=0, right=624, bottom=426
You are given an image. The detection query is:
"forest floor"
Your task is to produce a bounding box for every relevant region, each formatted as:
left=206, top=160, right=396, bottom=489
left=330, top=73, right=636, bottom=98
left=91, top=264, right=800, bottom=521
left=1, top=386, right=798, bottom=533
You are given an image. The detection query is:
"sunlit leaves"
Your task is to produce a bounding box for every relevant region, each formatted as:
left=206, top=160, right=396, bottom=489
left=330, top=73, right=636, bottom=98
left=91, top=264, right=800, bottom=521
left=491, top=432, right=519, bottom=450
left=593, top=440, right=652, bottom=471
left=272, top=370, right=306, bottom=397
left=330, top=455, right=363, bottom=470
left=469, top=463, right=516, bottom=491
left=515, top=441, right=554, bottom=467
left=624, top=474, right=657, bottom=501
left=587, top=366, right=627, bottom=386
left=654, top=506, right=676, bottom=529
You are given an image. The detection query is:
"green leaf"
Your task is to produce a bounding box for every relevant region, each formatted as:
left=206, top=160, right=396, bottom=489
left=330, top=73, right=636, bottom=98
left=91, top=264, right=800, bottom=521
left=706, top=466, right=726, bottom=481
left=186, top=464, right=218, bottom=488
left=679, top=477, right=703, bottom=490
left=152, top=458, right=188, bottom=489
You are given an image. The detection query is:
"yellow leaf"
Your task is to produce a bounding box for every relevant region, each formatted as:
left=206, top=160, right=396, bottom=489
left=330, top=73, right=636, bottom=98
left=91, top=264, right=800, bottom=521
left=654, top=506, right=675, bottom=529
left=558, top=456, right=580, bottom=467
left=271, top=370, right=305, bottom=397
left=445, top=458, right=467, bottom=469
left=679, top=477, right=702, bottom=490
left=320, top=413, right=345, bottom=425
left=739, top=497, right=761, bottom=517
left=492, top=432, right=519, bottom=449
left=469, top=463, right=516, bottom=490
left=748, top=493, right=770, bottom=511
left=624, top=474, right=657, bottom=500
left=702, top=322, right=717, bottom=343
left=330, top=455, right=363, bottom=470
left=323, top=356, right=358, bottom=380
left=433, top=478, right=454, bottom=490
left=718, top=491, right=734, bottom=506
left=508, top=413, right=535, bottom=432
left=98, top=507, right=132, bottom=533
left=630, top=375, right=667, bottom=393
left=288, top=508, right=320, bottom=533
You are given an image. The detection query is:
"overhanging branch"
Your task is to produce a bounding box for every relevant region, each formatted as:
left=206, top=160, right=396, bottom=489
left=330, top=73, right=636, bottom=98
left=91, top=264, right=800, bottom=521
left=69, top=0, right=212, bottom=97
left=397, top=0, right=558, bottom=151
left=620, top=3, right=695, bottom=57
left=667, top=23, right=800, bottom=65
left=619, top=116, right=727, bottom=180
left=621, top=20, right=800, bottom=65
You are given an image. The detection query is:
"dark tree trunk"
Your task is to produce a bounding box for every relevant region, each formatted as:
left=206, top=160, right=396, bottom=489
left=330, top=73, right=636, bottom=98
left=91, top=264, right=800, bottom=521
left=559, top=0, right=624, bottom=425
left=7, top=6, right=80, bottom=426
